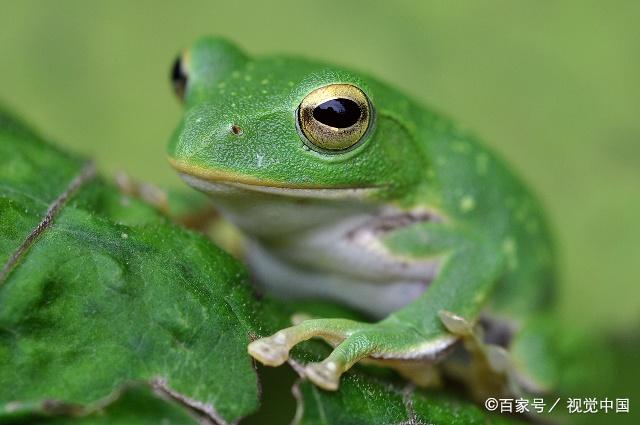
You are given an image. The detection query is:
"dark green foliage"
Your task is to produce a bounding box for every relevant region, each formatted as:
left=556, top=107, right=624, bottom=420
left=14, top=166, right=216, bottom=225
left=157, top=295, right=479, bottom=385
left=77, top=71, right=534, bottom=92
left=0, top=110, right=262, bottom=423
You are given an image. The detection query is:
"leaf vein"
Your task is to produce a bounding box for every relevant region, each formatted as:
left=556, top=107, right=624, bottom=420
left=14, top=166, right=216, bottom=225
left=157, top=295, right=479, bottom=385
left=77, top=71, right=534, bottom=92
left=0, top=162, right=96, bottom=284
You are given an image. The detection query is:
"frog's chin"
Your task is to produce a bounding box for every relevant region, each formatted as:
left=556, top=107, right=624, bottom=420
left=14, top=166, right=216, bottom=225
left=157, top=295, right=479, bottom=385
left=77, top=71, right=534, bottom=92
left=169, top=158, right=378, bottom=200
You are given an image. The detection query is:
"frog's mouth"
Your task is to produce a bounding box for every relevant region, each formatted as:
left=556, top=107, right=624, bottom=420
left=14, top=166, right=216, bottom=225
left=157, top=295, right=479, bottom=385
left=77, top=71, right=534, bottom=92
left=168, top=157, right=379, bottom=199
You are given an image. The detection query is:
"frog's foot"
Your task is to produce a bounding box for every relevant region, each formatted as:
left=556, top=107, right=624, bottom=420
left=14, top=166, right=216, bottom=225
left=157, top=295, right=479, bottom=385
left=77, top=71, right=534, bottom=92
left=248, top=318, right=426, bottom=391
left=246, top=336, right=290, bottom=367
left=439, top=310, right=507, bottom=369
left=248, top=318, right=367, bottom=368
left=305, top=361, right=342, bottom=391
left=438, top=310, right=514, bottom=398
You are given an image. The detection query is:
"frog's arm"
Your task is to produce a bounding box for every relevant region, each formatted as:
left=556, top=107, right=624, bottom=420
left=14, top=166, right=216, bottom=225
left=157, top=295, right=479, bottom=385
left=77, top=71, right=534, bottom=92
left=249, top=221, right=507, bottom=390
left=383, top=221, right=505, bottom=339
left=380, top=221, right=565, bottom=397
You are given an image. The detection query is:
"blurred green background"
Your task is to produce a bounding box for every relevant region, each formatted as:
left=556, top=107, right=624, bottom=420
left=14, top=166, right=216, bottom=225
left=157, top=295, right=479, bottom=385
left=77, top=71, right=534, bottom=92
left=0, top=0, right=638, bottom=333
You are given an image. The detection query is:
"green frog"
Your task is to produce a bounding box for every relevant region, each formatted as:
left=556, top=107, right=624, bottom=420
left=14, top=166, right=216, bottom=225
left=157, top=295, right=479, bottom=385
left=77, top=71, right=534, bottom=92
left=167, top=37, right=558, bottom=396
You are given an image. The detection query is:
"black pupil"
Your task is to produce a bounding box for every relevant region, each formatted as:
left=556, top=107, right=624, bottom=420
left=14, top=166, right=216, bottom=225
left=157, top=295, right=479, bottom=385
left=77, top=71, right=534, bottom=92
left=313, top=98, right=361, bottom=128
left=171, top=56, right=187, bottom=98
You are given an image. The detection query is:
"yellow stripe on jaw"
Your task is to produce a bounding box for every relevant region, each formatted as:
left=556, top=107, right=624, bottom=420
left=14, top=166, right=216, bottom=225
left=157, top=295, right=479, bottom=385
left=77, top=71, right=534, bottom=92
left=168, top=156, right=380, bottom=191
left=168, top=157, right=288, bottom=187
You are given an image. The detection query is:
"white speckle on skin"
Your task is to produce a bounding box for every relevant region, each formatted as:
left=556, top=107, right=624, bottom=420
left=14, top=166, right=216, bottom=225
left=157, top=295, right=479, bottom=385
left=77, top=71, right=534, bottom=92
left=460, top=196, right=475, bottom=212
left=452, top=141, right=470, bottom=154
left=256, top=153, right=265, bottom=168
left=475, top=153, right=489, bottom=175
left=195, top=117, right=202, bottom=123
left=274, top=331, right=286, bottom=343
left=121, top=233, right=128, bottom=239
left=502, top=237, right=518, bottom=270
left=502, top=237, right=515, bottom=254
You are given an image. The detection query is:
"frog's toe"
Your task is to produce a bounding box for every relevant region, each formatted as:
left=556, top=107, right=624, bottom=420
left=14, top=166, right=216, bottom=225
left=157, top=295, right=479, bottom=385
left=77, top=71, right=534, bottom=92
left=304, top=332, right=378, bottom=391
left=485, top=345, right=510, bottom=373
left=305, top=361, right=341, bottom=391
left=247, top=333, right=289, bottom=366
left=437, top=310, right=538, bottom=398
left=438, top=310, right=474, bottom=336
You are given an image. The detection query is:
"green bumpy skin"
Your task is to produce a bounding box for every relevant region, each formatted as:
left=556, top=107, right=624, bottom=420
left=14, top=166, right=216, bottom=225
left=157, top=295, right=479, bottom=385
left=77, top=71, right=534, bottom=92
left=167, top=37, right=557, bottom=395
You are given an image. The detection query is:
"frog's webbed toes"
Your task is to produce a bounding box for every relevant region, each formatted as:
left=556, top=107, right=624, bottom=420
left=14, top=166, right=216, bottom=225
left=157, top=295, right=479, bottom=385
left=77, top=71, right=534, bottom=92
left=247, top=333, right=289, bottom=366
left=438, top=310, right=524, bottom=397
left=305, top=360, right=342, bottom=391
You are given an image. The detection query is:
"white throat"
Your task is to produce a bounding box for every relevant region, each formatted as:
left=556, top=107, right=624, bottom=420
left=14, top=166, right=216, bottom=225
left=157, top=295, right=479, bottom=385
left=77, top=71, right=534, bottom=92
left=181, top=173, right=440, bottom=317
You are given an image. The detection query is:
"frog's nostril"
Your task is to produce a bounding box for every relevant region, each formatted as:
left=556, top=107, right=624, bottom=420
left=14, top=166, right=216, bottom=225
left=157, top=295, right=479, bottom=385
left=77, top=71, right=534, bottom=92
left=230, top=124, right=243, bottom=136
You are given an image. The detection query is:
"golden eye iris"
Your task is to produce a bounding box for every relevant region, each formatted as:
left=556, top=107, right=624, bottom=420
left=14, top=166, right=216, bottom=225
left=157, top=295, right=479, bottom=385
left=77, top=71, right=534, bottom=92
left=297, top=84, right=372, bottom=152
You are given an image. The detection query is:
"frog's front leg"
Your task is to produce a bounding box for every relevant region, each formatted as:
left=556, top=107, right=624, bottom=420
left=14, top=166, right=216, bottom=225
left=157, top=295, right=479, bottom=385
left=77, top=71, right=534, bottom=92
left=249, top=318, right=432, bottom=390
left=250, top=240, right=503, bottom=391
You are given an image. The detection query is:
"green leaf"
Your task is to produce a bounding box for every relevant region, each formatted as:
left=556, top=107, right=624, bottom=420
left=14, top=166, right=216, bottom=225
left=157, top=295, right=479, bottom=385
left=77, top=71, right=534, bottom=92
left=292, top=372, right=522, bottom=425
left=0, top=385, right=200, bottom=425
left=0, top=109, right=266, bottom=424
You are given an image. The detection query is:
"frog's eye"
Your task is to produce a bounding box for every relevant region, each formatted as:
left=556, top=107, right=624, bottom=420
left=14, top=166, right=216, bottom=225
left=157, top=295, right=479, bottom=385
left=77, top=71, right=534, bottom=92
left=297, top=84, right=372, bottom=153
left=171, top=55, right=188, bottom=100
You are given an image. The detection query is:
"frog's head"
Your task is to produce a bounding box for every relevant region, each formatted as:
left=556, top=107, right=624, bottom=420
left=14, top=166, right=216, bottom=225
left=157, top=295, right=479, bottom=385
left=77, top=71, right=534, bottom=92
left=167, top=37, right=426, bottom=205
